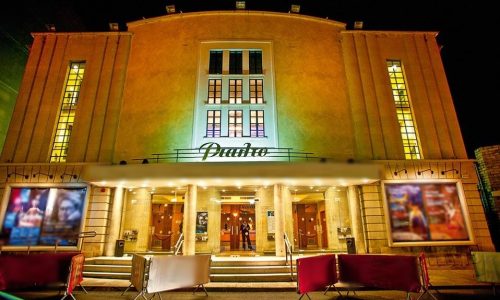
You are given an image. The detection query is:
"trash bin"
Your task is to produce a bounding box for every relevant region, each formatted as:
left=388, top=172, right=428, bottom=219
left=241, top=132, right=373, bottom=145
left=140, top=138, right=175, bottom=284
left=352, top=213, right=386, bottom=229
left=115, top=239, right=125, bottom=257
left=346, top=237, right=356, bottom=254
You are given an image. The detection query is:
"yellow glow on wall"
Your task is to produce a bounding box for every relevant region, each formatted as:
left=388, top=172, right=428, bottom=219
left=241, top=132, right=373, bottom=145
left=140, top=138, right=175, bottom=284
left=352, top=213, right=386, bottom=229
left=387, top=60, right=421, bottom=160
left=50, top=62, right=85, bottom=162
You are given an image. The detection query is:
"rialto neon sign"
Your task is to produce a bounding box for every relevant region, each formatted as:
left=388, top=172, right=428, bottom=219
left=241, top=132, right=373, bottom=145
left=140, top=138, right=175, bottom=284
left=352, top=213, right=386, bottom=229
left=199, top=142, right=268, bottom=161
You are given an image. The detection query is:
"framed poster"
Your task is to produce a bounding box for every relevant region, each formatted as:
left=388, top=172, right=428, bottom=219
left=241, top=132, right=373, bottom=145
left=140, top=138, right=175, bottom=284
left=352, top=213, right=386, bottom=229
left=382, top=180, right=474, bottom=246
left=195, top=211, right=208, bottom=241
left=0, top=184, right=89, bottom=248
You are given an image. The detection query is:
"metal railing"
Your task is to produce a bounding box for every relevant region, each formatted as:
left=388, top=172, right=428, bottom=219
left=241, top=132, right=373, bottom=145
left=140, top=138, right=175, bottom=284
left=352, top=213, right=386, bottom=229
left=132, top=147, right=320, bottom=163
left=174, top=233, right=184, bottom=255
left=284, top=232, right=294, bottom=280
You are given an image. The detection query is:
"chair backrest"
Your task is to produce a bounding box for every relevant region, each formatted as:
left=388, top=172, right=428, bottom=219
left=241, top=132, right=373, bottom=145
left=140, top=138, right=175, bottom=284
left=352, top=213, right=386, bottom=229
left=131, top=254, right=150, bottom=292
left=66, top=253, right=85, bottom=294
left=296, top=254, right=337, bottom=294
left=147, top=254, right=212, bottom=293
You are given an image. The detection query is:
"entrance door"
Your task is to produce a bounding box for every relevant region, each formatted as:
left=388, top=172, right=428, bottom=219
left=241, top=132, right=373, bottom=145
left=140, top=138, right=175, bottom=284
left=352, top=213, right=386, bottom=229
left=151, top=203, right=183, bottom=251
left=320, top=210, right=327, bottom=248
left=294, top=204, right=319, bottom=249
left=220, top=204, right=255, bottom=251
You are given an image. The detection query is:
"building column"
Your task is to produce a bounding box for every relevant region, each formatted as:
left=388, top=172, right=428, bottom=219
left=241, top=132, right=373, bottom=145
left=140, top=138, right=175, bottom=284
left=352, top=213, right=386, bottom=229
left=183, top=185, right=197, bottom=255
left=325, top=187, right=341, bottom=250
left=274, top=184, right=293, bottom=256
left=274, top=184, right=286, bottom=256
left=348, top=186, right=366, bottom=253
left=105, top=187, right=124, bottom=256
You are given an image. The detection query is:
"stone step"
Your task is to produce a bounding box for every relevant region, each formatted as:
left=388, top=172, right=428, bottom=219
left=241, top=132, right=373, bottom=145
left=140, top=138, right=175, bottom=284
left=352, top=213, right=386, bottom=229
left=211, top=265, right=295, bottom=274
left=83, top=264, right=131, bottom=273
left=210, top=273, right=295, bottom=282
left=211, top=260, right=288, bottom=267
left=85, top=257, right=132, bottom=265
left=82, top=271, right=130, bottom=280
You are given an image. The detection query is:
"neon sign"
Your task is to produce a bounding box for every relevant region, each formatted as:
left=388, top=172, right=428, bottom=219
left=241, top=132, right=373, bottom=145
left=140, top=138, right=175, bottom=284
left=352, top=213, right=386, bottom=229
left=199, top=142, right=268, bottom=161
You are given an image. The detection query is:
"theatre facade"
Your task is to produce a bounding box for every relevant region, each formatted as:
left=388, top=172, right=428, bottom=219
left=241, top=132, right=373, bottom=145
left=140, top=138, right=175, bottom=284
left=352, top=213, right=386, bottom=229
left=0, top=11, right=494, bottom=262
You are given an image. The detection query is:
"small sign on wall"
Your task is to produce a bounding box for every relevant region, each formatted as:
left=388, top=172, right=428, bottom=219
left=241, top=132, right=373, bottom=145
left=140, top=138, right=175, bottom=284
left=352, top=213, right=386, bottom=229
left=267, top=210, right=275, bottom=240
left=123, top=229, right=138, bottom=241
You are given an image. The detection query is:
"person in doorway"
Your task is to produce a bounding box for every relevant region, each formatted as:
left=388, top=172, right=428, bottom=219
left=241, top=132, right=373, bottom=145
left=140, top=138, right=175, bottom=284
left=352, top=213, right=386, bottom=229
left=240, top=220, right=252, bottom=250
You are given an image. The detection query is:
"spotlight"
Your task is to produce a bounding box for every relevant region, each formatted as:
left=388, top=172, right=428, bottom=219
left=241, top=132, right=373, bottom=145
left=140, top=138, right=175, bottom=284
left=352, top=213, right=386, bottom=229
left=441, top=169, right=459, bottom=175
left=394, top=169, right=407, bottom=176
left=417, top=169, right=434, bottom=175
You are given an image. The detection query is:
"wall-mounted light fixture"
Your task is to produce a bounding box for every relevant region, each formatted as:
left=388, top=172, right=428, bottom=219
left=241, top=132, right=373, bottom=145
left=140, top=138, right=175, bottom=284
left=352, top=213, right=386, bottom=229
left=45, top=24, right=56, bottom=32
left=166, top=5, right=176, bottom=14
left=60, top=173, right=78, bottom=179
left=33, top=172, right=54, bottom=179
left=354, top=21, right=364, bottom=30
left=417, top=168, right=434, bottom=175
left=290, top=4, right=301, bottom=13
left=7, top=172, right=29, bottom=179
left=393, top=168, right=407, bottom=176
left=441, top=169, right=459, bottom=175
left=235, top=1, right=246, bottom=10
left=109, top=23, right=119, bottom=31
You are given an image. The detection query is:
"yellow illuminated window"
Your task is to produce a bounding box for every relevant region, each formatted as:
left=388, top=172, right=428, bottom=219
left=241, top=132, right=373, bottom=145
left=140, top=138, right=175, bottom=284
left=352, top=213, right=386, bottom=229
left=50, top=62, right=85, bottom=162
left=208, top=79, right=221, bottom=104
left=228, top=110, right=243, bottom=137
left=387, top=60, right=421, bottom=159
left=250, top=79, right=264, bottom=104
left=229, top=79, right=242, bottom=104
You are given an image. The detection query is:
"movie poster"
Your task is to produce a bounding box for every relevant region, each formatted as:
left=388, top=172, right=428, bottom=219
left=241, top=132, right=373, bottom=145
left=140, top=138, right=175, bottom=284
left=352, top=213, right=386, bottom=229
left=1, top=187, right=87, bottom=247
left=385, top=182, right=469, bottom=243
left=195, top=212, right=208, bottom=241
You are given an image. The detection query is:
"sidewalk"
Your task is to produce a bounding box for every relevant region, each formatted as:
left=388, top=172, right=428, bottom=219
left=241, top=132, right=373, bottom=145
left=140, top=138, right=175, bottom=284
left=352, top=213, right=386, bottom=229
left=80, top=268, right=490, bottom=291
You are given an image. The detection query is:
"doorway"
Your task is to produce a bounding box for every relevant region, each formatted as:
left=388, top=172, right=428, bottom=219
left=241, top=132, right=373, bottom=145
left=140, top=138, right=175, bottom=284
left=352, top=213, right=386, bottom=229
left=151, top=203, right=183, bottom=251
left=220, top=204, right=255, bottom=252
left=293, top=203, right=320, bottom=250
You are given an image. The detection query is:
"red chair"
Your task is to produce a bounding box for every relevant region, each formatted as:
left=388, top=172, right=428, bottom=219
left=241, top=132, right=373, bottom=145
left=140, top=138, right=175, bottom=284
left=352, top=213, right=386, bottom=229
left=296, top=255, right=340, bottom=299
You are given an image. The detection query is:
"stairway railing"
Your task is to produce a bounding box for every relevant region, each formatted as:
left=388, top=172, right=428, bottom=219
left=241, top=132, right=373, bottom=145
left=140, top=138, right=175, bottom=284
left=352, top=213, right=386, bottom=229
left=174, top=233, right=184, bottom=255
left=284, top=232, right=294, bottom=280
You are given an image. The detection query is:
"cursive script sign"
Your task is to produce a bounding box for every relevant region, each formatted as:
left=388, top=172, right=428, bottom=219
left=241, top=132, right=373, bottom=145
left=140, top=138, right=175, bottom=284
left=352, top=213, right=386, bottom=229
left=199, top=142, right=269, bottom=161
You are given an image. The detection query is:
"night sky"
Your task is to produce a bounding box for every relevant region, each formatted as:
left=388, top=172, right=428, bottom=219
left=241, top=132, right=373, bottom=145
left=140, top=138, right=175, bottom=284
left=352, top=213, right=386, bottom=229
left=1, top=0, right=498, bottom=157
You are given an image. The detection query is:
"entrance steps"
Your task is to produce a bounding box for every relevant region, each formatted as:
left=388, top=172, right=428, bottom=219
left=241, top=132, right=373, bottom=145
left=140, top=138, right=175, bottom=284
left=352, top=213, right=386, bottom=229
left=83, top=255, right=297, bottom=282
left=83, top=256, right=132, bottom=280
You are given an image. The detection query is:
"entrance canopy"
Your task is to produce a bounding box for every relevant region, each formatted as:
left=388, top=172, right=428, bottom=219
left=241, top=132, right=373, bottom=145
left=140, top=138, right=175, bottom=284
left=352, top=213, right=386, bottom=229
left=81, top=161, right=381, bottom=188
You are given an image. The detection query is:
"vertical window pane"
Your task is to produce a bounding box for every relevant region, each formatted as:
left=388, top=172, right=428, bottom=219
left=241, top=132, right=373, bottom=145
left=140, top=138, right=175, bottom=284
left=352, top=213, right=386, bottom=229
left=229, top=79, right=242, bottom=104
left=249, top=50, right=262, bottom=74
left=250, top=110, right=265, bottom=137
left=250, top=79, right=264, bottom=104
left=206, top=110, right=221, bottom=137
left=50, top=61, right=85, bottom=162
left=229, top=51, right=242, bottom=74
left=209, top=51, right=223, bottom=74
left=386, top=60, right=421, bottom=159
left=229, top=110, right=243, bottom=137
left=208, top=79, right=221, bottom=104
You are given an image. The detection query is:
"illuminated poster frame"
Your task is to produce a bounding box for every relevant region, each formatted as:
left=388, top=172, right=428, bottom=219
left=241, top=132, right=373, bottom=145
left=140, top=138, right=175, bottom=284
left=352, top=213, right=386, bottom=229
left=0, top=183, right=90, bottom=251
left=381, top=180, right=474, bottom=247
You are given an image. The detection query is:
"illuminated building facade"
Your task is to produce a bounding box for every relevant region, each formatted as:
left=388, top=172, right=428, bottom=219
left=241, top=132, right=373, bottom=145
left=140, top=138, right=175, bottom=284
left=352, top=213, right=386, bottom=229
left=0, top=11, right=494, bottom=262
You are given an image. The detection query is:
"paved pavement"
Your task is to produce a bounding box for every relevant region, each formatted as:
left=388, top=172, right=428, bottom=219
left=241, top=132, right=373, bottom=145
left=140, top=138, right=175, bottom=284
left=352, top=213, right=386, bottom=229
left=3, top=268, right=497, bottom=299
left=4, top=288, right=498, bottom=300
